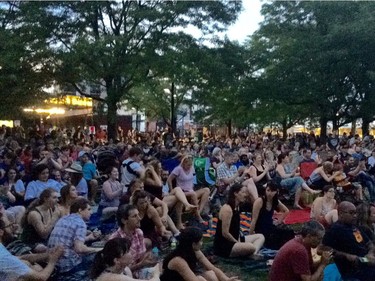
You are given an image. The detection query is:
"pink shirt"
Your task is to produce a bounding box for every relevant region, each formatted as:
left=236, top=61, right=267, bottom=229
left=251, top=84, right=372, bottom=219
left=171, top=165, right=195, bottom=192
left=109, top=228, right=146, bottom=264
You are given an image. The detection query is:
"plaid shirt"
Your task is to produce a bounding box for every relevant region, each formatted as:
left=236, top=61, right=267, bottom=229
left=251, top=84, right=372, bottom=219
left=216, top=162, right=238, bottom=187
left=109, top=227, right=146, bottom=265
left=48, top=214, right=87, bottom=273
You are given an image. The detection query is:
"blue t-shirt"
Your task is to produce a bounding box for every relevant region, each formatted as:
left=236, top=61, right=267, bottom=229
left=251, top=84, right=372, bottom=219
left=0, top=243, right=31, bottom=279
left=24, top=179, right=62, bottom=201
left=82, top=162, right=97, bottom=181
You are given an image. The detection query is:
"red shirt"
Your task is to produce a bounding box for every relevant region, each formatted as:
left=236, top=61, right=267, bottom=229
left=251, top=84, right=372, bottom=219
left=269, top=236, right=313, bottom=281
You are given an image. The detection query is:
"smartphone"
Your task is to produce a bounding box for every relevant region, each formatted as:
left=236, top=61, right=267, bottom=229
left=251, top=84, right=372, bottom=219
left=359, top=257, right=369, bottom=263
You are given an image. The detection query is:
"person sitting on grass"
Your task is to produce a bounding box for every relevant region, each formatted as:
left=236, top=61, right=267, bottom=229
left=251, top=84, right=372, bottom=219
left=47, top=198, right=102, bottom=279
left=310, top=185, right=338, bottom=228
left=109, top=204, right=157, bottom=277
left=276, top=153, right=320, bottom=209
left=161, top=227, right=240, bottom=281
left=213, top=183, right=265, bottom=258
left=90, top=237, right=160, bottom=281
left=269, top=220, right=332, bottom=281
left=249, top=181, right=294, bottom=250
left=0, top=218, right=65, bottom=281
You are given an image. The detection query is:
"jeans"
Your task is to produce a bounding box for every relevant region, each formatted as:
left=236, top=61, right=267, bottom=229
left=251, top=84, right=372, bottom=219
left=280, top=176, right=304, bottom=194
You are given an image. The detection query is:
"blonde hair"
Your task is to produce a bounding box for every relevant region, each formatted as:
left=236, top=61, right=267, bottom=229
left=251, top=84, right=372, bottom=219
left=180, top=154, right=193, bottom=165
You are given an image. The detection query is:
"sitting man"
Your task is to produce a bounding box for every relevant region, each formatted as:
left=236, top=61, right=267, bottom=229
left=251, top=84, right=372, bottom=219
left=48, top=198, right=101, bottom=278
left=216, top=151, right=258, bottom=202
left=0, top=218, right=64, bottom=280
left=344, top=156, right=375, bottom=202
left=322, top=201, right=375, bottom=281
left=269, top=220, right=332, bottom=281
left=109, top=204, right=156, bottom=276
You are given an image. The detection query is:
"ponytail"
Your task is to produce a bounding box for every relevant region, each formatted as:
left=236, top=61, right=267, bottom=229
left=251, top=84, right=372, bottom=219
left=90, top=250, right=106, bottom=279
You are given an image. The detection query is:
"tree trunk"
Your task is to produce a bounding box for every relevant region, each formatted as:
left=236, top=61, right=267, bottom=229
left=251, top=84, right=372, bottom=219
left=105, top=81, right=119, bottom=141
left=319, top=117, right=328, bottom=144
left=362, top=116, right=370, bottom=136
left=106, top=99, right=118, bottom=141
left=281, top=118, right=287, bottom=140
left=351, top=120, right=356, bottom=136
left=227, top=119, right=232, bottom=137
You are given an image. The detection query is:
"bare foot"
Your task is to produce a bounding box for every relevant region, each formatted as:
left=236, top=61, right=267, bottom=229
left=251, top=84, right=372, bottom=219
left=185, top=204, right=198, bottom=212
left=293, top=204, right=304, bottom=210
left=176, top=223, right=185, bottom=230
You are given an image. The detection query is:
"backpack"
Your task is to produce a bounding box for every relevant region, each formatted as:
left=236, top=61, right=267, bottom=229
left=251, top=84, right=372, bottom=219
left=122, top=160, right=138, bottom=177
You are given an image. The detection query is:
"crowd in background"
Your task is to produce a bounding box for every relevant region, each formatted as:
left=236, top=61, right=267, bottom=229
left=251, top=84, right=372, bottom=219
left=2, top=123, right=375, bottom=280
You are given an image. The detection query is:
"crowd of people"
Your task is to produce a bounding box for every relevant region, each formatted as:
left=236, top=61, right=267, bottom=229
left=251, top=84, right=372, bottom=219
left=1, top=124, right=375, bottom=280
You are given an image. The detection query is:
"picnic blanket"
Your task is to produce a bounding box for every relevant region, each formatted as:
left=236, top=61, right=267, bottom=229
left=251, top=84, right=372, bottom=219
left=283, top=208, right=311, bottom=225
left=202, top=212, right=252, bottom=238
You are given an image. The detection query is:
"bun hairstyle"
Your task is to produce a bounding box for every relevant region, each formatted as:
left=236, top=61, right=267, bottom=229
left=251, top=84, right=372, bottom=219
left=90, top=238, right=131, bottom=279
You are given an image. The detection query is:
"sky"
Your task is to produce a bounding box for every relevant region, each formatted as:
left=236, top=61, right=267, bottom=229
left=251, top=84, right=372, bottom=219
left=226, top=0, right=264, bottom=43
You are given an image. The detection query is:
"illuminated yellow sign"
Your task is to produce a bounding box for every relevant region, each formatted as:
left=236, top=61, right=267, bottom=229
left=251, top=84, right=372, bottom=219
left=0, top=120, right=14, bottom=127
left=46, top=95, right=93, bottom=107
left=23, top=107, right=66, bottom=115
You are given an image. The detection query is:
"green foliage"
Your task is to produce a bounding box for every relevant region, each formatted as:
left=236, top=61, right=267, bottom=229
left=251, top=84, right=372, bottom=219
left=241, top=1, right=375, bottom=135
left=10, top=0, right=242, bottom=138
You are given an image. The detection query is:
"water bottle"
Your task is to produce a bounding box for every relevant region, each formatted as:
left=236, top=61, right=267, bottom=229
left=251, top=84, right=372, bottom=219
left=151, top=246, right=159, bottom=260
left=208, top=215, right=213, bottom=230
left=170, top=236, right=177, bottom=249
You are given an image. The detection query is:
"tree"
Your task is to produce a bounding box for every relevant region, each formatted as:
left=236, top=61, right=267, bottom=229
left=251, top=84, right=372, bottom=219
left=14, top=0, right=241, bottom=139
left=0, top=2, right=50, bottom=119
left=244, top=1, right=375, bottom=140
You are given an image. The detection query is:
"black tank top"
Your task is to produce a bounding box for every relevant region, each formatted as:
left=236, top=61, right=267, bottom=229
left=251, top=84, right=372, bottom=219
left=252, top=164, right=268, bottom=186
left=21, top=208, right=48, bottom=245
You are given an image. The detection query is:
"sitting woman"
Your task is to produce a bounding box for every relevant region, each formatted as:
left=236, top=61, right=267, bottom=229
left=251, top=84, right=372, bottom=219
left=98, top=166, right=123, bottom=219
left=307, top=161, right=341, bottom=190
left=58, top=184, right=79, bottom=216
left=90, top=237, right=159, bottom=281
left=214, top=183, right=265, bottom=258
left=310, top=185, right=338, bottom=227
left=161, top=227, right=239, bottom=281
left=276, top=153, right=320, bottom=209
left=0, top=183, right=25, bottom=232
left=21, top=188, right=61, bottom=252
left=167, top=155, right=210, bottom=223
left=333, top=161, right=363, bottom=202
left=4, top=168, right=25, bottom=205
left=249, top=181, right=294, bottom=250
left=248, top=153, right=271, bottom=196
left=123, top=179, right=179, bottom=237
left=145, top=159, right=197, bottom=230
left=356, top=203, right=375, bottom=241
left=132, top=190, right=172, bottom=247
left=24, top=164, right=62, bottom=205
